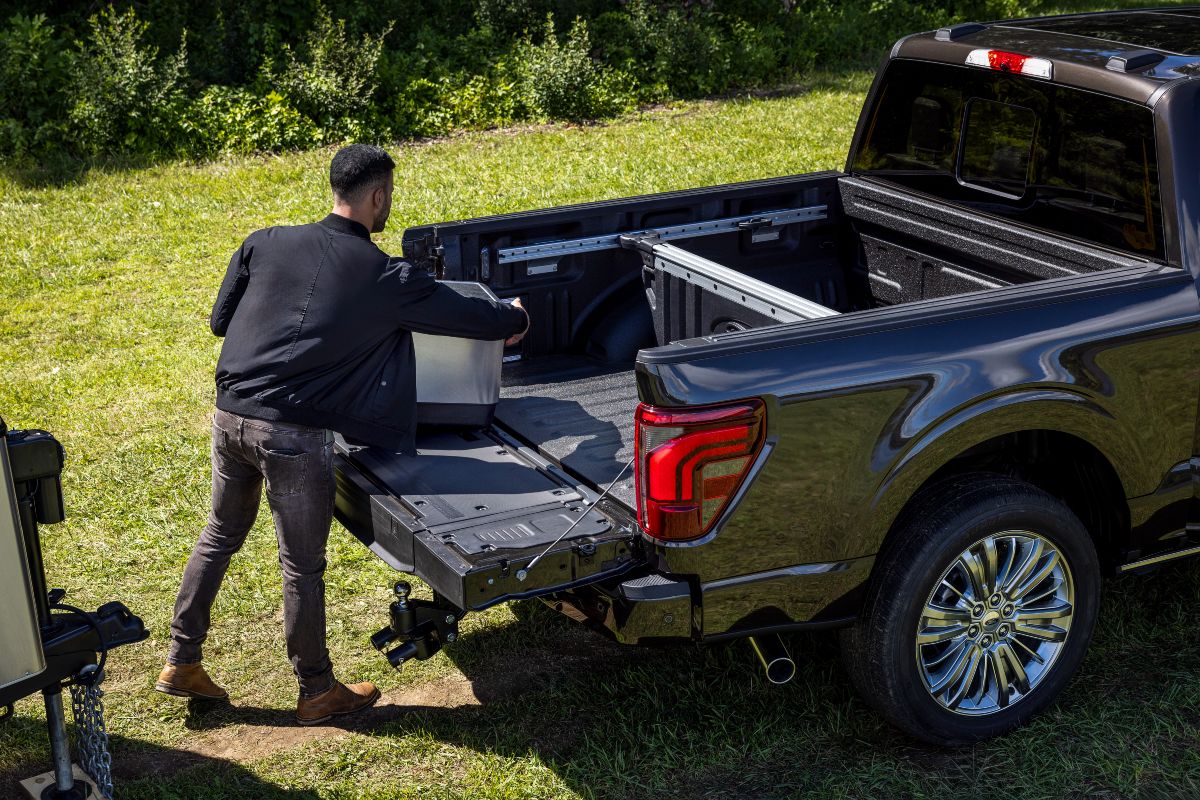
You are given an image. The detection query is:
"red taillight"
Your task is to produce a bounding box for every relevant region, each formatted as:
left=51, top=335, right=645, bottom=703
left=634, top=400, right=766, bottom=542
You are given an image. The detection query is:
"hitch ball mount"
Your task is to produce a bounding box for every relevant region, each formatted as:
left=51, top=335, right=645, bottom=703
left=371, top=581, right=462, bottom=669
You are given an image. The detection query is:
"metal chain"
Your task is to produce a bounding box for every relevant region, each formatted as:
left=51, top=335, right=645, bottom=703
left=70, top=668, right=114, bottom=800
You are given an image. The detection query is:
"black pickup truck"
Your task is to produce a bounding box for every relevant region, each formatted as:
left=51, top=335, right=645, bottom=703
left=334, top=9, right=1200, bottom=744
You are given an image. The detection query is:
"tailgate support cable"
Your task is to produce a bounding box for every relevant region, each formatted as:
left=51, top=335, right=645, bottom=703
left=517, top=457, right=634, bottom=582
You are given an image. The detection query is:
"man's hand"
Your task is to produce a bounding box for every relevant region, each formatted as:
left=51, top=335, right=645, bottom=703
left=505, top=297, right=530, bottom=347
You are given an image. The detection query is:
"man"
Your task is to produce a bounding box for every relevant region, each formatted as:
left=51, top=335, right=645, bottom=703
left=156, top=144, right=529, bottom=725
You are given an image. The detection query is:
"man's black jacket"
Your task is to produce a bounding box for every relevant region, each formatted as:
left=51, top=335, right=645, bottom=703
left=211, top=213, right=527, bottom=452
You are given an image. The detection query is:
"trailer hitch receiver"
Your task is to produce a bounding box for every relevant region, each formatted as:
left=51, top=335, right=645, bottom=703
left=371, top=581, right=462, bottom=669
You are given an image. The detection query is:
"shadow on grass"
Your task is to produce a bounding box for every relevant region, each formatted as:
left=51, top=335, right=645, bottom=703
left=0, top=715, right=322, bottom=799
left=370, top=561, right=1200, bottom=799
left=6, top=562, right=1195, bottom=799
left=0, top=152, right=171, bottom=190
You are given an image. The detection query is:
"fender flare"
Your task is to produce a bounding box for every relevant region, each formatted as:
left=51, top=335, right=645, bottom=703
left=858, top=387, right=1138, bottom=557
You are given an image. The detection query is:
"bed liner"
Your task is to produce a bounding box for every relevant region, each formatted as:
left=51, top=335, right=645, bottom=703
left=496, top=355, right=639, bottom=508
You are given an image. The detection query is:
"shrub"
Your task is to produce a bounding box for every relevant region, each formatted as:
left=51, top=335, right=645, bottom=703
left=518, top=15, right=629, bottom=122
left=181, top=86, right=318, bottom=156
left=624, top=1, right=725, bottom=98
left=716, top=16, right=786, bottom=91
left=473, top=0, right=552, bottom=36
left=0, top=118, right=27, bottom=159
left=0, top=13, right=73, bottom=158
left=388, top=65, right=527, bottom=139
left=273, top=4, right=392, bottom=139
left=68, top=7, right=187, bottom=156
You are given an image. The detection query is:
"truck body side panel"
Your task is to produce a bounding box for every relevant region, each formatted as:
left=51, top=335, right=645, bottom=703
left=638, top=266, right=1200, bottom=635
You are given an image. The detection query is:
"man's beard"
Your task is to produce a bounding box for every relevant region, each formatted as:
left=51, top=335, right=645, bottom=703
left=371, top=208, right=389, bottom=233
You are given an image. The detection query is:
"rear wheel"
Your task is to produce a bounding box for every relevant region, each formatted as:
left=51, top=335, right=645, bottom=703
left=841, top=472, right=1100, bottom=745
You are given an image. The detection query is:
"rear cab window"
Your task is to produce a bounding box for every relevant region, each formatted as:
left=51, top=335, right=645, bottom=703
left=852, top=59, right=1164, bottom=260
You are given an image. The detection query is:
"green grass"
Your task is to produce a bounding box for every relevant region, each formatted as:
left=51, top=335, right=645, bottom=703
left=2, top=63, right=1200, bottom=799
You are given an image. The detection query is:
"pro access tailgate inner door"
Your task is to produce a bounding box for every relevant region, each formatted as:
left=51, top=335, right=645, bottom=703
left=334, top=429, right=641, bottom=612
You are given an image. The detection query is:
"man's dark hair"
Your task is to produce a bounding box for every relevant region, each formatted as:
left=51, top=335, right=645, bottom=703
left=329, top=144, right=395, bottom=202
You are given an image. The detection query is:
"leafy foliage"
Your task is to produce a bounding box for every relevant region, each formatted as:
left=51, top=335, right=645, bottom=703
left=272, top=5, right=392, bottom=138
left=517, top=15, right=629, bottom=122
left=67, top=7, right=187, bottom=156
left=0, top=14, right=73, bottom=158
left=181, top=87, right=318, bottom=156
left=0, top=0, right=1184, bottom=165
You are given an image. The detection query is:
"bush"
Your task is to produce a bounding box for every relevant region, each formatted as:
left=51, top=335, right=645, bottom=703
left=2, top=0, right=1088, bottom=163
left=272, top=4, right=392, bottom=139
left=518, top=15, right=630, bottom=122
left=473, top=0, right=553, bottom=35
left=387, top=65, right=526, bottom=139
left=181, top=87, right=319, bottom=156
left=68, top=7, right=187, bottom=156
left=0, top=13, right=73, bottom=158
left=0, top=118, right=27, bottom=159
left=624, top=2, right=725, bottom=98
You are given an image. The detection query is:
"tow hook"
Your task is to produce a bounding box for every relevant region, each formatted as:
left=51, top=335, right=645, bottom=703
left=370, top=581, right=463, bottom=669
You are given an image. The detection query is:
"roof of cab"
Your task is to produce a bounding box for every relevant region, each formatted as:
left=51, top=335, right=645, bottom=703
left=891, top=7, right=1200, bottom=105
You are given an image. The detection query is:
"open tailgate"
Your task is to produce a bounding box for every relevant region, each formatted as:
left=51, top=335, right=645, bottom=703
left=334, top=428, right=642, bottom=613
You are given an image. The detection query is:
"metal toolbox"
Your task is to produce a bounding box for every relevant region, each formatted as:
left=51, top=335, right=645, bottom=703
left=413, top=281, right=506, bottom=428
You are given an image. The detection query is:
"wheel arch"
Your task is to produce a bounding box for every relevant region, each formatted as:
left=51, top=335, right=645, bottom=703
left=861, top=390, right=1135, bottom=576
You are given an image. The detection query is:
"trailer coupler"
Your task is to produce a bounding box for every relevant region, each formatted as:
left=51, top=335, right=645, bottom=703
left=370, top=581, right=462, bottom=669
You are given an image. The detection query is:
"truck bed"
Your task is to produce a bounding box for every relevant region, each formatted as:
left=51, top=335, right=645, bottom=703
left=497, top=356, right=638, bottom=507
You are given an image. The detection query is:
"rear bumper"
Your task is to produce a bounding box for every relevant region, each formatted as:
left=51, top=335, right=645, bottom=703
left=548, top=554, right=873, bottom=644
left=545, top=572, right=696, bottom=644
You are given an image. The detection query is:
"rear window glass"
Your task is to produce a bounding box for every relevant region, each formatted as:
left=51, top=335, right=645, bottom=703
left=959, top=99, right=1037, bottom=198
left=853, top=59, right=1164, bottom=260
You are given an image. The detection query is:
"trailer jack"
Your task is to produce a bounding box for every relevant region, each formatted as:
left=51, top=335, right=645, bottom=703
left=370, top=581, right=462, bottom=669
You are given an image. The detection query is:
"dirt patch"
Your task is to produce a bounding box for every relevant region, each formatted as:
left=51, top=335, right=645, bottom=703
left=161, top=634, right=642, bottom=768
left=118, top=672, right=483, bottom=777
left=5, top=614, right=648, bottom=793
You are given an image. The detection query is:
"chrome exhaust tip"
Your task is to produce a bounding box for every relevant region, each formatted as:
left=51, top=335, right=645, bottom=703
left=749, top=635, right=796, bottom=685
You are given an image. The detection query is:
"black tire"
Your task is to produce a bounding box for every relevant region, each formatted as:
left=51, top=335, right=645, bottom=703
left=840, top=472, right=1100, bottom=745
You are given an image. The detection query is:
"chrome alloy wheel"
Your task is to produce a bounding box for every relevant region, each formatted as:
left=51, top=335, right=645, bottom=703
left=915, top=531, right=1075, bottom=715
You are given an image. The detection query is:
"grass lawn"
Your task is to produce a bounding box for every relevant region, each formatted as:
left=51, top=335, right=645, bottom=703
left=2, top=62, right=1200, bottom=799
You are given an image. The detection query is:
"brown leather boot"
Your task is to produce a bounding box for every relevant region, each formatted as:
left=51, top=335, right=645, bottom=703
left=295, top=680, right=381, bottom=726
left=155, top=662, right=229, bottom=700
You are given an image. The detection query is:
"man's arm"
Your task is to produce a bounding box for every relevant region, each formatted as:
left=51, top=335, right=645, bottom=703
left=210, top=238, right=253, bottom=337
left=390, top=263, right=529, bottom=342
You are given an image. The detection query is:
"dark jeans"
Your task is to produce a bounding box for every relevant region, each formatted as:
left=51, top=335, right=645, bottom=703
left=168, top=408, right=336, bottom=697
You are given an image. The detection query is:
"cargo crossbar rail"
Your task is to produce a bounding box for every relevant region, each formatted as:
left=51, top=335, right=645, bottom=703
left=636, top=239, right=840, bottom=323
left=495, top=205, right=827, bottom=265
